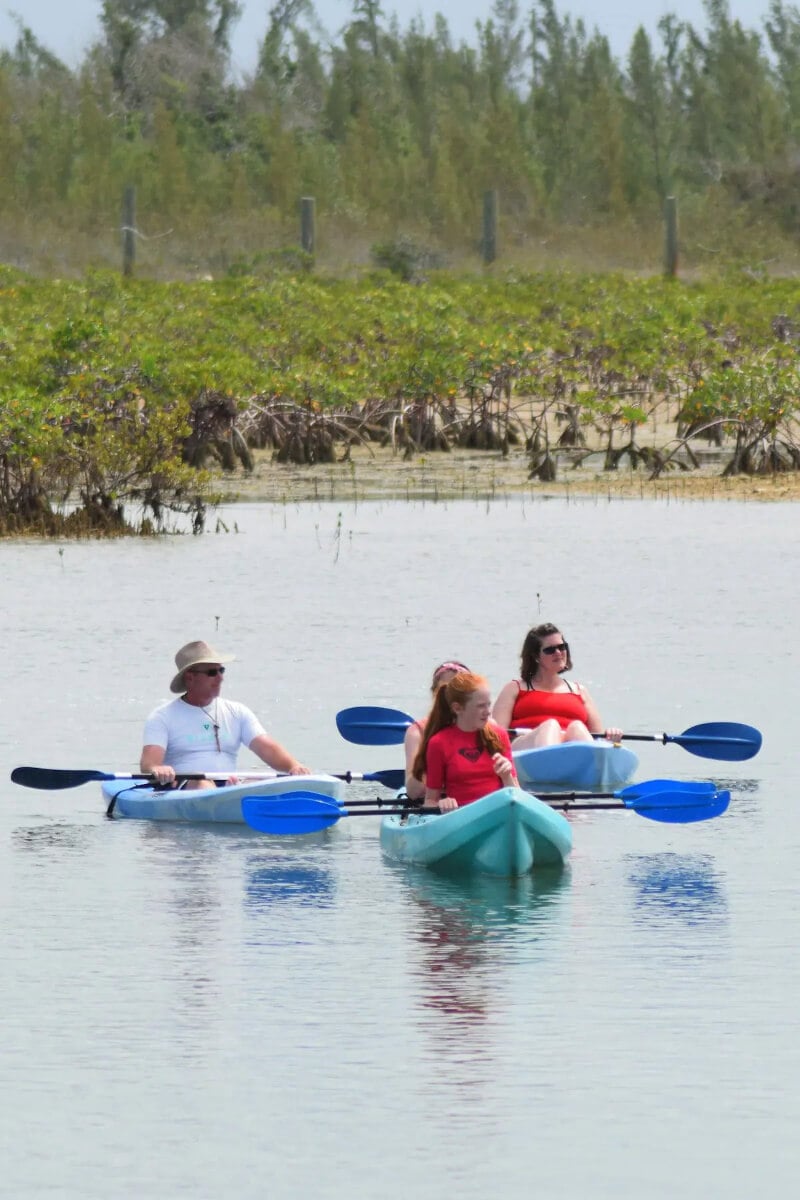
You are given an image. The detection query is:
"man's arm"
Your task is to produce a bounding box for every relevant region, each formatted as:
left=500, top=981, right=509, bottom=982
left=141, top=743, right=175, bottom=784
left=249, top=733, right=310, bottom=775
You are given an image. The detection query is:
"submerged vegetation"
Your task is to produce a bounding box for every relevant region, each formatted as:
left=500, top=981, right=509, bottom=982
left=2, top=267, right=800, bottom=534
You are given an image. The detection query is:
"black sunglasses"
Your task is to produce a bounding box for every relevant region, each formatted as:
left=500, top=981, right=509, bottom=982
left=190, top=666, right=226, bottom=677
left=541, top=643, right=568, bottom=656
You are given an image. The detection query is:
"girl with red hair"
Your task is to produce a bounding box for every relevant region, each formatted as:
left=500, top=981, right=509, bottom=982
left=403, top=660, right=470, bottom=801
left=412, top=672, right=517, bottom=812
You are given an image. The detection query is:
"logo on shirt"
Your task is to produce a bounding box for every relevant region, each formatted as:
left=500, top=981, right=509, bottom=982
left=458, top=747, right=482, bottom=762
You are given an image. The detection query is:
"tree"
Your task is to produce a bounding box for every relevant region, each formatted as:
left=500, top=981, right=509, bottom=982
left=477, top=0, right=526, bottom=106
left=101, top=0, right=241, bottom=48
left=625, top=26, right=671, bottom=201
left=0, top=19, right=68, bottom=79
left=255, top=0, right=326, bottom=124
left=100, top=0, right=240, bottom=114
left=530, top=1, right=628, bottom=216
left=765, top=0, right=800, bottom=139
left=350, top=0, right=385, bottom=59
left=679, top=0, right=783, bottom=175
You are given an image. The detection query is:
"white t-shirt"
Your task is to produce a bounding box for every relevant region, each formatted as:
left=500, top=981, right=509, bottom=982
left=143, top=697, right=267, bottom=774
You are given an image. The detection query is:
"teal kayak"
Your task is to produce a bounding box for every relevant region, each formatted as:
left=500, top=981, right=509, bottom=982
left=513, top=741, right=638, bottom=791
left=379, top=786, right=572, bottom=877
left=101, top=774, right=346, bottom=821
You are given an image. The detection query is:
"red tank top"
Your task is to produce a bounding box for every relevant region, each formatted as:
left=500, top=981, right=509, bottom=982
left=510, top=682, right=589, bottom=730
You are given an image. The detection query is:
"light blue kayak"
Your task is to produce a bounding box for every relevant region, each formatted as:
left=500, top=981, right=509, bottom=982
left=102, top=774, right=346, bottom=821
left=513, top=742, right=638, bottom=791
left=379, top=786, right=572, bottom=877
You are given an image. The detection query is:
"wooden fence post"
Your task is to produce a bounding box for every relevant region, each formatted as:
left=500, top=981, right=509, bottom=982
left=482, top=189, right=498, bottom=265
left=122, top=185, right=136, bottom=277
left=664, top=195, right=678, bottom=278
left=300, top=197, right=316, bottom=261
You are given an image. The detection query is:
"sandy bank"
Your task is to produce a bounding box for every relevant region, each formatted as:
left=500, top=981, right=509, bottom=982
left=216, top=444, right=800, bottom=505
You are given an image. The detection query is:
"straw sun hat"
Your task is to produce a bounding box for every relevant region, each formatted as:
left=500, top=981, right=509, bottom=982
left=170, top=640, right=235, bottom=694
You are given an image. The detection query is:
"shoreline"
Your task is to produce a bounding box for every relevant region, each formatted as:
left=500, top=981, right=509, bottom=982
left=215, top=445, right=800, bottom=505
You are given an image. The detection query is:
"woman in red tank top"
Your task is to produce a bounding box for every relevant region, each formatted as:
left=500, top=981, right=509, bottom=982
left=492, top=623, right=623, bottom=750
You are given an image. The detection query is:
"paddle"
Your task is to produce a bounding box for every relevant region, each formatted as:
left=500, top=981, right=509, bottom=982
left=536, top=778, right=717, bottom=801
left=549, top=789, right=731, bottom=823
left=242, top=792, right=411, bottom=835
left=346, top=781, right=724, bottom=818
left=336, top=705, right=413, bottom=745
left=241, top=787, right=730, bottom=835
left=336, top=705, right=762, bottom=762
left=591, top=721, right=761, bottom=761
left=340, top=779, right=715, bottom=806
left=10, top=765, right=405, bottom=791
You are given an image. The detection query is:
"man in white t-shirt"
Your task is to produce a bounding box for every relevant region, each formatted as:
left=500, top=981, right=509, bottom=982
left=141, top=640, right=310, bottom=790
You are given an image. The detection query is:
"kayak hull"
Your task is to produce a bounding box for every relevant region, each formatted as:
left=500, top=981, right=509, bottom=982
left=102, top=774, right=346, bottom=822
left=513, top=742, right=638, bottom=791
left=380, top=787, right=572, bottom=877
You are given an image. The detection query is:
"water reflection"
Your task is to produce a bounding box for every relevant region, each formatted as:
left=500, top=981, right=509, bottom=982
left=244, top=857, right=336, bottom=911
left=395, top=866, right=570, bottom=1044
left=136, top=822, right=338, bottom=908
left=626, top=852, right=728, bottom=928
left=134, top=825, right=231, bottom=1018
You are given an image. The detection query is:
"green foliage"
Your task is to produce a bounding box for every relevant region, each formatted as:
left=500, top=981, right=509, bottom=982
left=370, top=236, right=445, bottom=280
left=5, top=1, right=800, bottom=262
left=226, top=246, right=314, bottom=277
left=2, top=266, right=800, bottom=533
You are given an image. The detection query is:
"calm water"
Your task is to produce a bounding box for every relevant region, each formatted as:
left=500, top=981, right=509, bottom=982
left=1, top=496, right=798, bottom=1199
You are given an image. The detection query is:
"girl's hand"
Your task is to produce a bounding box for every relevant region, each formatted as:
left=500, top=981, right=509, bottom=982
left=492, top=753, right=517, bottom=783
left=604, top=727, right=624, bottom=743
left=439, top=795, right=458, bottom=812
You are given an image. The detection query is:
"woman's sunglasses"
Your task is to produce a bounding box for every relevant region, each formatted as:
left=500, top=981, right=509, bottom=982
left=190, top=666, right=226, bottom=677
left=541, top=643, right=568, bottom=656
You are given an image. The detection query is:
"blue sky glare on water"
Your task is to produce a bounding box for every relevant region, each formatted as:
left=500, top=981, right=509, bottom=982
left=0, top=0, right=779, bottom=75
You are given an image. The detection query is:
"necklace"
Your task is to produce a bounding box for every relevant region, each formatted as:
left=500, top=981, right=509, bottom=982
left=201, top=701, right=221, bottom=753
left=180, top=696, right=222, bottom=752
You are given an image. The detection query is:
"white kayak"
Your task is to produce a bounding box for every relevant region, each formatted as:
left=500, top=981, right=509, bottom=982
left=513, top=741, right=639, bottom=791
left=102, top=774, right=346, bottom=821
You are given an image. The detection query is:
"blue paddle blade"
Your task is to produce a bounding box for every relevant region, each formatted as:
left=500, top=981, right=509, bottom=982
left=626, top=789, right=730, bottom=823
left=336, top=706, right=412, bottom=746
left=540, top=779, right=720, bottom=803
left=618, top=779, right=716, bottom=800
left=361, top=768, right=406, bottom=789
left=667, top=723, right=762, bottom=761
left=241, top=791, right=344, bottom=836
